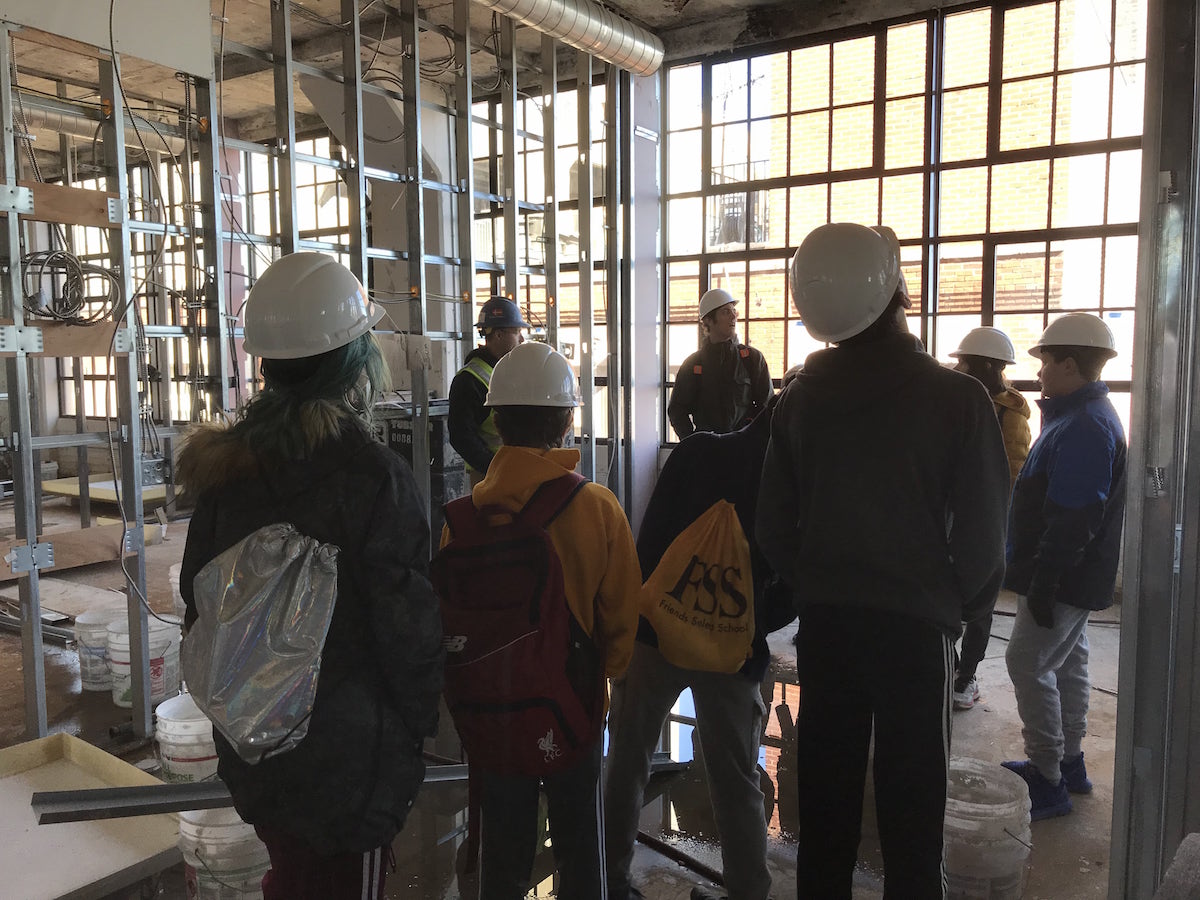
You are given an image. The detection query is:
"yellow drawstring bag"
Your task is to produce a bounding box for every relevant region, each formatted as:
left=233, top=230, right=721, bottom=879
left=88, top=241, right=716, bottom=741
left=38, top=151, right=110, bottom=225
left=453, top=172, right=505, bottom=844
left=639, top=500, right=755, bottom=673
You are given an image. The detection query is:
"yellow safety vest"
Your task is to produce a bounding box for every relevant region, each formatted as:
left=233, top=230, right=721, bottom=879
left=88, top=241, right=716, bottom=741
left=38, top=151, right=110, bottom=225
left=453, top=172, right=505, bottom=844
left=461, top=355, right=501, bottom=473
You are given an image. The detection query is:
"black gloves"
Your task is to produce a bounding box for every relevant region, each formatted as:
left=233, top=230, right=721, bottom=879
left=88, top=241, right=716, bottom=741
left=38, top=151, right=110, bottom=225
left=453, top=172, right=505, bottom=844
left=1026, top=591, right=1056, bottom=629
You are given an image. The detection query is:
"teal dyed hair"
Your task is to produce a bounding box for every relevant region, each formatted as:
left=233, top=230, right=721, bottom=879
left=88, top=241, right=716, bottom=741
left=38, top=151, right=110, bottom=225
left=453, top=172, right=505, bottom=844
left=230, top=332, right=391, bottom=460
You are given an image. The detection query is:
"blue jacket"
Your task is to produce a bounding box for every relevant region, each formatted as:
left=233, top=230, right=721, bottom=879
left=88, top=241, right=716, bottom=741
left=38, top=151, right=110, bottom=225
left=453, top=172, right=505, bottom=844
left=1004, top=381, right=1126, bottom=611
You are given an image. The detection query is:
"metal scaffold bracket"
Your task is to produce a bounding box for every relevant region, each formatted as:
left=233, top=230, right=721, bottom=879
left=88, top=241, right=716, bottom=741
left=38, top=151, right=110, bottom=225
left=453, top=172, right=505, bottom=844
left=112, top=328, right=134, bottom=353
left=0, top=184, right=33, bottom=214
left=122, top=528, right=142, bottom=554
left=106, top=196, right=125, bottom=224
left=6, top=542, right=55, bottom=574
left=0, top=325, right=44, bottom=354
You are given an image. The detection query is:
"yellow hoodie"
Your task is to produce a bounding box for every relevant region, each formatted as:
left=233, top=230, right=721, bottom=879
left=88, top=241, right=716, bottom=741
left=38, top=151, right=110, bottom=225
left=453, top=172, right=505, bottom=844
left=440, top=444, right=640, bottom=679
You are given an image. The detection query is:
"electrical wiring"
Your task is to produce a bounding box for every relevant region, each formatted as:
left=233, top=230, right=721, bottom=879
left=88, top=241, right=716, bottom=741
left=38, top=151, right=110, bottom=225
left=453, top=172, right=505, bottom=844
left=20, top=249, right=122, bottom=323
left=363, top=6, right=388, bottom=75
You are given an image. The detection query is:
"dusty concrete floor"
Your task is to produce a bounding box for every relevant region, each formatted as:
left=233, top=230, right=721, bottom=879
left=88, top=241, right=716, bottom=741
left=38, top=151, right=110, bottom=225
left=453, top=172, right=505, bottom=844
left=0, top=498, right=1120, bottom=899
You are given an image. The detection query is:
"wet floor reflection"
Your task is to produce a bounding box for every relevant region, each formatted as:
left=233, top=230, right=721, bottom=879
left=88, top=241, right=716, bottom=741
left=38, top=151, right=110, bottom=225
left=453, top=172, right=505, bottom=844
left=384, top=632, right=824, bottom=899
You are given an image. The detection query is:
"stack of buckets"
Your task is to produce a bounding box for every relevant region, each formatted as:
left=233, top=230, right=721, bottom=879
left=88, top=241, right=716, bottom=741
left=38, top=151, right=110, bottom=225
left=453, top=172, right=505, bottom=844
left=75, top=608, right=183, bottom=706
left=74, top=606, right=125, bottom=693
left=944, top=756, right=1033, bottom=899
left=178, top=808, right=271, bottom=900
left=164, top=699, right=271, bottom=899
left=156, top=692, right=270, bottom=897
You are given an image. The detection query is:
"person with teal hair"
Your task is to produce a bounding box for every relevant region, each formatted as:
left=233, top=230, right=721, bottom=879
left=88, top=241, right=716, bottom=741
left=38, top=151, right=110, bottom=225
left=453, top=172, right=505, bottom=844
left=178, top=253, right=444, bottom=900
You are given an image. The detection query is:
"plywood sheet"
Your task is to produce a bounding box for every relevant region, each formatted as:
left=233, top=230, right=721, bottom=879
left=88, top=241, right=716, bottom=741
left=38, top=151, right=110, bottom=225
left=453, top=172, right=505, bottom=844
left=0, top=579, right=125, bottom=619
left=0, top=734, right=180, bottom=900
left=41, top=478, right=167, bottom=505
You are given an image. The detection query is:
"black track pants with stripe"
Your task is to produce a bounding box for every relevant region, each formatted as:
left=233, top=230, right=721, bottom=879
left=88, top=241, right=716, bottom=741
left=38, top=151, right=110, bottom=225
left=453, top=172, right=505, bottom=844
left=793, top=604, right=953, bottom=900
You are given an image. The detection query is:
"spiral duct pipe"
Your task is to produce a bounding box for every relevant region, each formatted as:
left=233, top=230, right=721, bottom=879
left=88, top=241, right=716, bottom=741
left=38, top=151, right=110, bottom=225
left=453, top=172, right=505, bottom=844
left=475, top=0, right=664, bottom=76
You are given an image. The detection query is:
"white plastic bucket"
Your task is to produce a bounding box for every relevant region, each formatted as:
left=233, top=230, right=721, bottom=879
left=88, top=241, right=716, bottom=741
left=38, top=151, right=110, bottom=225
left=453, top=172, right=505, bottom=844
left=107, top=615, right=182, bottom=708
left=156, top=692, right=219, bottom=783
left=169, top=562, right=187, bottom=619
left=944, top=756, right=1033, bottom=900
left=179, top=807, right=270, bottom=900
left=74, top=608, right=122, bottom=691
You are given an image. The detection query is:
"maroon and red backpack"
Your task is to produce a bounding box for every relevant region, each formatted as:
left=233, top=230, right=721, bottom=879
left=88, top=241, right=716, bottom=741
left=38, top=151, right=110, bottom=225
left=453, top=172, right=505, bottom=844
left=431, top=472, right=605, bottom=777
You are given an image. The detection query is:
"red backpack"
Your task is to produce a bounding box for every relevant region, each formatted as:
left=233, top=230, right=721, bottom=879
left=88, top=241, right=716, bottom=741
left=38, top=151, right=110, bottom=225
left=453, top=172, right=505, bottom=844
left=432, top=472, right=604, bottom=777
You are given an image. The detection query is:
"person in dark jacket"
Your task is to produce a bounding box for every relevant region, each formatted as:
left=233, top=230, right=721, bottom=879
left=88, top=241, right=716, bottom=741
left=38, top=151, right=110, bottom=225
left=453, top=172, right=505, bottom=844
left=448, top=296, right=528, bottom=486
left=1001, top=313, right=1126, bottom=821
left=603, top=389, right=797, bottom=900
left=948, top=326, right=1033, bottom=711
left=757, top=224, right=1010, bottom=899
left=668, top=287, right=772, bottom=439
left=179, top=253, right=444, bottom=900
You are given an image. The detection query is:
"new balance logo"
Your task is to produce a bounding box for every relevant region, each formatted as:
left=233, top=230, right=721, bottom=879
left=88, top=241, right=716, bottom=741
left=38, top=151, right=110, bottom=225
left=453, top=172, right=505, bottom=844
left=538, top=730, right=561, bottom=763
left=443, top=635, right=467, bottom=653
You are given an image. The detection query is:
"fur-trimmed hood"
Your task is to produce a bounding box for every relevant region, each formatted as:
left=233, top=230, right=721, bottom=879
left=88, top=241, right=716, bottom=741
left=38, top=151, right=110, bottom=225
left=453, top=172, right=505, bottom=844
left=175, top=423, right=259, bottom=497
left=176, top=410, right=371, bottom=499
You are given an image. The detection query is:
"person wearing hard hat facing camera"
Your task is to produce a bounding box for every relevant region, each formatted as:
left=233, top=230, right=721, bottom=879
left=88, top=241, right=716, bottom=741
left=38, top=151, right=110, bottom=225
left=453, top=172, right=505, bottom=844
left=433, top=340, right=640, bottom=900
left=668, top=288, right=772, bottom=439
left=449, top=296, right=529, bottom=487
left=1001, top=313, right=1126, bottom=821
left=177, top=253, right=444, bottom=899
left=756, top=224, right=1010, bottom=899
left=948, top=326, right=1033, bottom=711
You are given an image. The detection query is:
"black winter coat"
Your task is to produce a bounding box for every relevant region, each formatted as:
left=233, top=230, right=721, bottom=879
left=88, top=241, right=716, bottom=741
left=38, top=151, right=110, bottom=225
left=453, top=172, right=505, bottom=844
left=756, top=333, right=1010, bottom=636
left=636, top=404, right=796, bottom=681
left=180, top=424, right=444, bottom=854
left=668, top=339, right=772, bottom=438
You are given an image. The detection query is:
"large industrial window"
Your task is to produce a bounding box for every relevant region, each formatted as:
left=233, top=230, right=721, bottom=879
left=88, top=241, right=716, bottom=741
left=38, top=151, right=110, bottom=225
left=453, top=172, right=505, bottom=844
left=663, top=0, right=1145, bottom=442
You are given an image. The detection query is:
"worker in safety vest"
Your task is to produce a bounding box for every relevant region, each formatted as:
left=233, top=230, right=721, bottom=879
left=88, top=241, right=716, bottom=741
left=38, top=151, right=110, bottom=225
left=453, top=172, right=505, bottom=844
left=448, top=296, right=529, bottom=486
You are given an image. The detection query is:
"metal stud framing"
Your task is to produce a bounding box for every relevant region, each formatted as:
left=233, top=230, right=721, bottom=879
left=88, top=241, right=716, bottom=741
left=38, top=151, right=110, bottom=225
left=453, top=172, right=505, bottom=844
left=400, top=0, right=432, bottom=512
left=500, top=17, right=519, bottom=300
left=195, top=78, right=231, bottom=416
left=541, top=35, right=560, bottom=349
left=604, top=65, right=623, bottom=501
left=270, top=0, right=300, bottom=255
left=99, top=56, right=153, bottom=739
left=576, top=51, right=595, bottom=480
left=0, top=26, right=48, bottom=738
left=454, top=0, right=476, bottom=327
left=341, top=0, right=369, bottom=282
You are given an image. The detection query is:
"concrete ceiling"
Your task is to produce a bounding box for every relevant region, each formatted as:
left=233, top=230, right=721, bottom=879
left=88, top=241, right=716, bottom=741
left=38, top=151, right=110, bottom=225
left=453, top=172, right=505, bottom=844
left=9, top=0, right=931, bottom=168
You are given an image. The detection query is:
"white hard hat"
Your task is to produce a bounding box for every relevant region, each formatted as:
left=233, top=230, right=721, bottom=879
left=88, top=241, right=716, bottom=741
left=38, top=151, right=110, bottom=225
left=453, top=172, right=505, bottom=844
left=1029, top=313, right=1117, bottom=359
left=790, top=223, right=905, bottom=343
left=485, top=341, right=580, bottom=408
left=243, top=253, right=384, bottom=359
left=699, top=288, right=736, bottom=320
left=950, top=326, right=1017, bottom=364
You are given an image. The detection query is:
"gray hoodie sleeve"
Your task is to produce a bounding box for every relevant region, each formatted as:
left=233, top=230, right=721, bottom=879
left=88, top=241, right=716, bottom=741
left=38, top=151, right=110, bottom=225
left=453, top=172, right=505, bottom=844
left=755, top=392, right=803, bottom=589
left=951, top=384, right=1011, bottom=624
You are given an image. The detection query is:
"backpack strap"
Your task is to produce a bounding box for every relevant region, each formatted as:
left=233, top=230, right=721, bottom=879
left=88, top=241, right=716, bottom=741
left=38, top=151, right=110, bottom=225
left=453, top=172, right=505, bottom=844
left=442, top=471, right=586, bottom=540
left=517, top=472, right=587, bottom=530
left=442, top=494, right=495, bottom=542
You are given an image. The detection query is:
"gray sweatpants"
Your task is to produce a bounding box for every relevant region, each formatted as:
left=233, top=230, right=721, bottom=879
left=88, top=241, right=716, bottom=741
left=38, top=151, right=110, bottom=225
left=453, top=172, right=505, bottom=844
left=602, top=642, right=770, bottom=900
left=1005, top=596, right=1092, bottom=783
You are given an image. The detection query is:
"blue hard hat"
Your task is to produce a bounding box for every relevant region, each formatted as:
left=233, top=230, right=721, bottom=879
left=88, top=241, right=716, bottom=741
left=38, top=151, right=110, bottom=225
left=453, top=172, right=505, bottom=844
left=475, top=296, right=530, bottom=329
